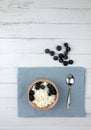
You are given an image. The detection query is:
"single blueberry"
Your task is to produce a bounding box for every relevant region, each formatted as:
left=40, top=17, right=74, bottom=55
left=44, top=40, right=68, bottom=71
left=64, top=55, right=68, bottom=59
left=66, top=47, right=71, bottom=52
left=50, top=51, right=55, bottom=56
left=45, top=49, right=50, bottom=54
left=59, top=58, right=63, bottom=63
left=40, top=84, right=45, bottom=89
left=64, top=43, right=68, bottom=47
left=53, top=56, right=58, bottom=61
left=58, top=53, right=64, bottom=58
left=69, top=60, right=74, bottom=64
left=63, top=61, right=68, bottom=66
left=56, top=45, right=62, bottom=51
left=29, top=90, right=34, bottom=95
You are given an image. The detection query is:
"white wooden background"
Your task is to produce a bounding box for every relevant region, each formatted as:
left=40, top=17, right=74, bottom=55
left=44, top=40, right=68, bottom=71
left=0, top=0, right=91, bottom=129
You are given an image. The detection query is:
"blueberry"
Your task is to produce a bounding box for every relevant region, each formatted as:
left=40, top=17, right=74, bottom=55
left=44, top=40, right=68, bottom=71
left=45, top=49, right=50, bottom=54
left=58, top=53, right=64, bottom=58
left=48, top=92, right=52, bottom=96
left=29, top=90, right=34, bottom=95
left=35, top=85, right=40, bottom=90
left=52, top=89, right=57, bottom=95
left=69, top=60, right=74, bottom=64
left=47, top=83, right=53, bottom=90
left=64, top=55, right=68, bottom=59
left=64, top=43, right=68, bottom=47
left=66, top=47, right=71, bottom=52
left=53, top=56, right=58, bottom=61
left=36, top=82, right=42, bottom=87
left=29, top=95, right=34, bottom=101
left=40, top=84, right=45, bottom=89
left=59, top=58, right=63, bottom=63
left=49, top=88, right=57, bottom=95
left=63, top=61, right=68, bottom=66
left=48, top=90, right=53, bottom=95
left=64, top=51, right=68, bottom=56
left=35, top=82, right=42, bottom=90
left=49, top=87, right=54, bottom=91
left=56, top=45, right=62, bottom=51
left=50, top=51, right=55, bottom=56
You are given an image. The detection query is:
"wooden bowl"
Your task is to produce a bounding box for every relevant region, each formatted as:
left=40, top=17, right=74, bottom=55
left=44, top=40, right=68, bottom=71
left=28, top=79, right=59, bottom=110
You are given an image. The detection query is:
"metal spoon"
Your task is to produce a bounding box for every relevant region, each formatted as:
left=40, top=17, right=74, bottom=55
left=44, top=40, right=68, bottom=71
left=66, top=74, right=75, bottom=109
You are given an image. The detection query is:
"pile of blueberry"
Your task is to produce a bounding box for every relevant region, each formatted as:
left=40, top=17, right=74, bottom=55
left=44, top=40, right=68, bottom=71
left=29, top=81, right=57, bottom=101
left=29, top=90, right=35, bottom=101
left=45, top=43, right=74, bottom=66
left=47, top=83, right=57, bottom=96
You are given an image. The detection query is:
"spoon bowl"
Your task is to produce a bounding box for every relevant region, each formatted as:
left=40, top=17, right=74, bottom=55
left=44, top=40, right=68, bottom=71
left=66, top=74, right=74, bottom=86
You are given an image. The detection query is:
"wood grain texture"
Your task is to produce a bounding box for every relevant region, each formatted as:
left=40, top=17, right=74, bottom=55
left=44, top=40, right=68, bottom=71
left=0, top=0, right=91, bottom=128
left=0, top=127, right=90, bottom=130
left=0, top=24, right=91, bottom=39
left=0, top=54, right=91, bottom=68
left=0, top=0, right=91, bottom=9
left=0, top=39, right=91, bottom=54
left=1, top=8, right=91, bottom=24
left=0, top=127, right=91, bottom=130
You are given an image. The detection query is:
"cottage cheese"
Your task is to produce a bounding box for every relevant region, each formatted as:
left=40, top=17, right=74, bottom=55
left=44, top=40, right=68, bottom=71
left=32, top=82, right=56, bottom=108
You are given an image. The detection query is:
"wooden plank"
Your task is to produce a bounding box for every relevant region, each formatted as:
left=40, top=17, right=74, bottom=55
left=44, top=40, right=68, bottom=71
left=32, top=0, right=91, bottom=8
left=0, top=39, right=91, bottom=54
left=86, top=99, right=91, bottom=114
left=0, top=68, right=17, bottom=83
left=0, top=9, right=91, bottom=23
left=0, top=84, right=17, bottom=98
left=0, top=24, right=91, bottom=39
left=0, top=54, right=91, bottom=68
left=0, top=127, right=91, bottom=130
left=0, top=99, right=90, bottom=126
left=0, top=0, right=91, bottom=9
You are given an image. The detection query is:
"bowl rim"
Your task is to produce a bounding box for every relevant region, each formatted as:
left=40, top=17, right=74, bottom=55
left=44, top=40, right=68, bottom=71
left=28, top=78, right=59, bottom=110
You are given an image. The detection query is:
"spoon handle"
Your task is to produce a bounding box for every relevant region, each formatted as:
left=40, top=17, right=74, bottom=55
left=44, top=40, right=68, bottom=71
left=67, top=86, right=71, bottom=109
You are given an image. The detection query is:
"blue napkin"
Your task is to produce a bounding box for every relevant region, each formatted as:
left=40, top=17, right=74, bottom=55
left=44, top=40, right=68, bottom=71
left=18, top=67, right=85, bottom=117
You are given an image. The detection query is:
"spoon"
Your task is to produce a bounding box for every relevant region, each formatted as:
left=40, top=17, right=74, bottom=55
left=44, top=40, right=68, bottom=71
left=66, top=74, right=75, bottom=109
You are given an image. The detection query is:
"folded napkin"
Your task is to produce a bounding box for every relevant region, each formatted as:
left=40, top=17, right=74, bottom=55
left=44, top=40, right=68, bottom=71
left=18, top=67, right=85, bottom=117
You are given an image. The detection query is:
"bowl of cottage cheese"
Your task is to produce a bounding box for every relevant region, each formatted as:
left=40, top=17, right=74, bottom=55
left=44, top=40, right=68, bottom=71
left=28, top=79, right=59, bottom=110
